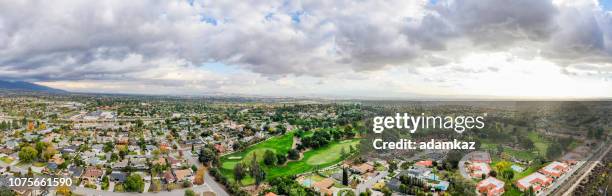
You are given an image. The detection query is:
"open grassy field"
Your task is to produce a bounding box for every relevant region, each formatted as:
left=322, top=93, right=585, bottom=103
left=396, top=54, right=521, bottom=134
left=219, top=131, right=360, bottom=185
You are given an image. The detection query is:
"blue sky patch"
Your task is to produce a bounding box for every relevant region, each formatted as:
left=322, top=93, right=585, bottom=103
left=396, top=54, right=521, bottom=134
left=200, top=15, right=218, bottom=25
left=290, top=11, right=305, bottom=23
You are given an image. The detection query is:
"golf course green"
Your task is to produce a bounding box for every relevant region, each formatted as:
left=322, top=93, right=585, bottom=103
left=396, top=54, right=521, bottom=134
left=219, top=131, right=360, bottom=185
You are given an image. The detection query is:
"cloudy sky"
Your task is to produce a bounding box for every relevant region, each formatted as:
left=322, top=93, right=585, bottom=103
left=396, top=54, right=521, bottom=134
left=1, top=0, right=612, bottom=99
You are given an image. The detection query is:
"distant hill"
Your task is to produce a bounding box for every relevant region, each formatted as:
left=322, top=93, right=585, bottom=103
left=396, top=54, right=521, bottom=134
left=0, top=80, right=67, bottom=93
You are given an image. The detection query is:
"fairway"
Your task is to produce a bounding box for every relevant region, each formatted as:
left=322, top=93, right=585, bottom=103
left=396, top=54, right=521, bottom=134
left=306, top=140, right=359, bottom=165
left=221, top=147, right=277, bottom=170
left=220, top=131, right=295, bottom=170
left=266, top=139, right=360, bottom=179
left=219, top=131, right=361, bottom=185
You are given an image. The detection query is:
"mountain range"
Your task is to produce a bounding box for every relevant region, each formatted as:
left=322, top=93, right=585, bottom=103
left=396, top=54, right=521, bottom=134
left=0, top=80, right=67, bottom=93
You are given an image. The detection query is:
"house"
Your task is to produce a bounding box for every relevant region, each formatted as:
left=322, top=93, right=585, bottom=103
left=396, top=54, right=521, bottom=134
left=5, top=140, right=19, bottom=150
left=476, top=177, right=505, bottom=196
left=539, top=161, right=569, bottom=178
left=152, top=157, right=166, bottom=166
left=113, top=160, right=128, bottom=170
left=49, top=154, right=65, bottom=165
left=0, top=148, right=13, bottom=155
left=109, top=171, right=127, bottom=182
left=82, top=167, right=104, bottom=182
left=386, top=178, right=402, bottom=192
left=469, top=162, right=491, bottom=178
left=163, top=170, right=176, bottom=183
left=401, top=167, right=431, bottom=179
left=415, top=160, right=433, bottom=167
left=264, top=192, right=277, bottom=196
left=46, top=162, right=58, bottom=172
left=68, top=166, right=84, bottom=177
left=313, top=178, right=334, bottom=196
left=60, top=146, right=77, bottom=154
left=213, top=143, right=226, bottom=154
left=174, top=169, right=193, bottom=182
left=167, top=156, right=182, bottom=168
left=516, top=172, right=553, bottom=193
left=351, top=163, right=374, bottom=174
left=130, top=157, right=148, bottom=170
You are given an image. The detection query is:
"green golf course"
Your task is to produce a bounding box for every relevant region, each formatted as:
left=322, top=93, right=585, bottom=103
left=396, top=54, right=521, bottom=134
left=219, top=131, right=360, bottom=185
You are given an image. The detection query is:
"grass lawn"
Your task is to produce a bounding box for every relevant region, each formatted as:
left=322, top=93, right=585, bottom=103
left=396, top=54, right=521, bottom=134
left=0, top=156, right=13, bottom=164
left=220, top=131, right=295, bottom=171
left=503, top=185, right=523, bottom=196
left=266, top=139, right=359, bottom=179
left=527, top=131, right=550, bottom=153
left=512, top=164, right=539, bottom=181
left=219, top=132, right=360, bottom=185
left=306, top=140, right=355, bottom=165
left=32, top=162, right=47, bottom=167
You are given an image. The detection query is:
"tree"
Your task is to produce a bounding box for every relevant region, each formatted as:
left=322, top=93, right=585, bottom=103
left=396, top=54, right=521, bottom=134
left=342, top=167, right=349, bottom=186
left=101, top=176, right=110, bottom=190
left=288, top=149, right=300, bottom=160
left=104, top=141, right=114, bottom=152
left=194, top=167, right=206, bottom=185
left=199, top=147, right=216, bottom=166
left=125, top=174, right=145, bottom=192
left=388, top=160, right=398, bottom=173
left=18, top=146, right=38, bottom=163
left=276, top=124, right=287, bottom=134
left=502, top=169, right=514, bottom=180
left=233, top=163, right=245, bottom=184
left=42, top=146, right=57, bottom=161
left=184, top=189, right=195, bottom=196
left=495, top=161, right=511, bottom=173
left=182, top=180, right=192, bottom=188
left=546, top=142, right=563, bottom=159
left=594, top=127, right=604, bottom=139
left=263, top=150, right=276, bottom=166
left=110, top=153, right=119, bottom=162
left=496, top=144, right=504, bottom=154
left=381, top=186, right=392, bottom=196
left=254, top=169, right=266, bottom=188
left=276, top=154, right=287, bottom=165
left=489, top=170, right=497, bottom=177
left=56, top=185, right=71, bottom=195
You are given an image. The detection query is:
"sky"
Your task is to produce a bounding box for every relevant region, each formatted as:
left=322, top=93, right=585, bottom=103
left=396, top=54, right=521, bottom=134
left=1, top=0, right=612, bottom=99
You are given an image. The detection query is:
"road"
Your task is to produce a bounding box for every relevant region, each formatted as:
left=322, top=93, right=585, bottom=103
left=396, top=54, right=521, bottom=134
left=184, top=149, right=230, bottom=196
left=545, top=141, right=611, bottom=196
left=72, top=183, right=214, bottom=196
left=557, top=142, right=611, bottom=196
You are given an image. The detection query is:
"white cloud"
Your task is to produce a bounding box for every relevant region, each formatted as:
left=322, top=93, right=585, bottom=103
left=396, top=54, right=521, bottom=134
left=0, top=0, right=611, bottom=98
